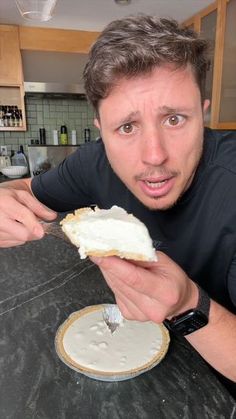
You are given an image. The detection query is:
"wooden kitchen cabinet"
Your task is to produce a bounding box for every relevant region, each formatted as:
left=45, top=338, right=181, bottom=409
left=0, top=24, right=26, bottom=131
left=0, top=25, right=23, bottom=85
left=218, top=0, right=236, bottom=125
left=199, top=8, right=217, bottom=126
left=183, top=0, right=236, bottom=129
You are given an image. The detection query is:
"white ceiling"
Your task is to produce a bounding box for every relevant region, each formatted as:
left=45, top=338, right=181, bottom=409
left=0, top=0, right=214, bottom=32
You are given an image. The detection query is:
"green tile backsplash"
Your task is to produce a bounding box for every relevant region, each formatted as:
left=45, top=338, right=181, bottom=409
left=0, top=95, right=100, bottom=153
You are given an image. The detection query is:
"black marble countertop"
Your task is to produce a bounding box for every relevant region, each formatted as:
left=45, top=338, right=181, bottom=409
left=0, top=236, right=235, bottom=419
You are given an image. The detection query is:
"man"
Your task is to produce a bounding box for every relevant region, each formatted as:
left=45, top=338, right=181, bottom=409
left=0, top=16, right=235, bottom=396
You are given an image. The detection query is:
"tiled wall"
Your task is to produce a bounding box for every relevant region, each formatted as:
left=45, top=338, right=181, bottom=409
left=0, top=95, right=100, bottom=154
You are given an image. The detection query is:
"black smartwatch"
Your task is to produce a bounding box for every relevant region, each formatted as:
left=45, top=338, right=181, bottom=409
left=164, top=285, right=210, bottom=336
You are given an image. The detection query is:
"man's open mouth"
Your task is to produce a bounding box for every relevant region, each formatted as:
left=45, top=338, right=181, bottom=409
left=138, top=176, right=175, bottom=198
left=145, top=180, right=168, bottom=188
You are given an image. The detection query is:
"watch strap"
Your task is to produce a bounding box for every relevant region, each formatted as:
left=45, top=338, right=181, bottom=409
left=195, top=284, right=210, bottom=317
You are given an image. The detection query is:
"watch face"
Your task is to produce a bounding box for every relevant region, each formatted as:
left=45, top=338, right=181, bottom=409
left=165, top=310, right=208, bottom=336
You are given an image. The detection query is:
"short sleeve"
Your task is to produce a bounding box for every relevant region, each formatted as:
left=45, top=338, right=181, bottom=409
left=31, top=146, right=95, bottom=211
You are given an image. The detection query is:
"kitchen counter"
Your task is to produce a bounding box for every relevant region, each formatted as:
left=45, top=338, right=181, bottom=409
left=0, top=235, right=235, bottom=418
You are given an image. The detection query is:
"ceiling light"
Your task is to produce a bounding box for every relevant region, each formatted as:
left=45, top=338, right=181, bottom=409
left=15, top=0, right=58, bottom=22
left=114, top=0, right=132, bottom=5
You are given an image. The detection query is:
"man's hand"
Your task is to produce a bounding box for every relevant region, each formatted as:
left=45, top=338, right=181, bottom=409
left=0, top=180, right=57, bottom=247
left=90, top=251, right=198, bottom=322
left=90, top=252, right=236, bottom=382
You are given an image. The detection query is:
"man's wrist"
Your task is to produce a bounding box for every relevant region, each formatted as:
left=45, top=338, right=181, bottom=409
left=164, top=284, right=210, bottom=336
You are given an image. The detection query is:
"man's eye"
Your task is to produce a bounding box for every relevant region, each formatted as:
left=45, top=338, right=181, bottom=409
left=119, top=123, right=134, bottom=134
left=165, top=115, right=185, bottom=126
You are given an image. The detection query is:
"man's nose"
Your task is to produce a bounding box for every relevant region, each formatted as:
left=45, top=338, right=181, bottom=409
left=141, top=128, right=168, bottom=166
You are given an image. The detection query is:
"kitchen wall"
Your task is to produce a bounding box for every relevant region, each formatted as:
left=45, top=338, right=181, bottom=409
left=0, top=95, right=100, bottom=154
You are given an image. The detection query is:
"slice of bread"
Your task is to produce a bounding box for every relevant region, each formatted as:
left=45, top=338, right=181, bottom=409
left=60, top=205, right=157, bottom=261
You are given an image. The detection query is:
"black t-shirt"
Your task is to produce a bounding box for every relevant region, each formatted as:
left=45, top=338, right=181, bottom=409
left=32, top=128, right=236, bottom=312
left=32, top=127, right=236, bottom=397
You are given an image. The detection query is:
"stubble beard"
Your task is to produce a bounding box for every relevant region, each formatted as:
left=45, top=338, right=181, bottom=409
left=132, top=147, right=204, bottom=211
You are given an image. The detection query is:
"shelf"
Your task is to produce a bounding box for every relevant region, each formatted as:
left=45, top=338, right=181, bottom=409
left=0, top=126, right=26, bottom=132
left=0, top=85, right=26, bottom=131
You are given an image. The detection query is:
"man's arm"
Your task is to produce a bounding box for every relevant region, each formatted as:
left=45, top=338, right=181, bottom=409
left=0, top=177, right=32, bottom=191
left=0, top=178, right=56, bottom=247
left=90, top=252, right=236, bottom=382
left=187, top=300, right=236, bottom=381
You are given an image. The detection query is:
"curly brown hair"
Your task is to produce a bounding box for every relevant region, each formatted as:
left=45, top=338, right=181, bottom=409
left=83, top=15, right=209, bottom=113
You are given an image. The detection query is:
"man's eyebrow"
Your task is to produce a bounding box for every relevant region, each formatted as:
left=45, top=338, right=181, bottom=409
left=159, top=105, right=194, bottom=113
left=119, top=111, right=140, bottom=122
left=112, top=111, right=140, bottom=126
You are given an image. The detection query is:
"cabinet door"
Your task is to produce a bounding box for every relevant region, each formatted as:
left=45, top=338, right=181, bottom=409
left=219, top=0, right=236, bottom=123
left=0, top=25, right=23, bottom=85
left=200, top=9, right=217, bottom=125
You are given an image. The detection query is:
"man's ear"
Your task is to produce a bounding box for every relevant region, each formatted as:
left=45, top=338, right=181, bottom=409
left=202, top=99, right=210, bottom=123
left=94, top=118, right=101, bottom=130
left=203, top=99, right=210, bottom=114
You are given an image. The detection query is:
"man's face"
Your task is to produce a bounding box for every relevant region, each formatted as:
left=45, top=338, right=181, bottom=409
left=95, top=65, right=209, bottom=210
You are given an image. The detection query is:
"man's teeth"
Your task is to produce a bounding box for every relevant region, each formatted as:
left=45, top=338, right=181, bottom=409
left=145, top=180, right=167, bottom=188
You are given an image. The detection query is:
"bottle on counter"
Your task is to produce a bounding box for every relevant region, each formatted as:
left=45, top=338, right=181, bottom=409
left=11, top=145, right=28, bottom=173
left=71, top=129, right=77, bottom=145
left=39, top=128, right=46, bottom=145
left=53, top=130, right=59, bottom=145
left=84, top=127, right=91, bottom=142
left=60, top=125, right=68, bottom=145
